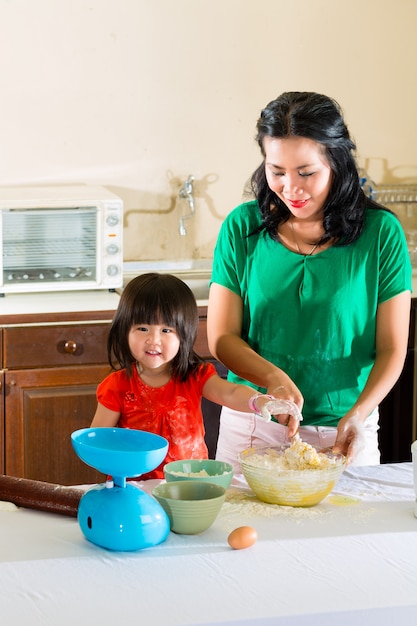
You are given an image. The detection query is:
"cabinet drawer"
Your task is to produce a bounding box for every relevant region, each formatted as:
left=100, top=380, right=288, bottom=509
left=3, top=323, right=110, bottom=368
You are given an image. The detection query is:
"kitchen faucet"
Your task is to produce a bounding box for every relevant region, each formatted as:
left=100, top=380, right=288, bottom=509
left=178, top=175, right=195, bottom=236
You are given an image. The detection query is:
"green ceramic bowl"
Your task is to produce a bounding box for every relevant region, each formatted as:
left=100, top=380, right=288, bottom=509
left=152, top=481, right=226, bottom=534
left=163, top=459, right=233, bottom=489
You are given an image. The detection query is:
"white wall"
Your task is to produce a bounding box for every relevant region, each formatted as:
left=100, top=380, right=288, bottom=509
left=0, top=0, right=416, bottom=261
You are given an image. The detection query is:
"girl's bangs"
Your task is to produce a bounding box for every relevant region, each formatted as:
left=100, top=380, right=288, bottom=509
left=131, top=291, right=179, bottom=328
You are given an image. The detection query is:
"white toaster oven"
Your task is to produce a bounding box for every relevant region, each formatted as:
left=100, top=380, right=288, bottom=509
left=0, top=185, right=123, bottom=295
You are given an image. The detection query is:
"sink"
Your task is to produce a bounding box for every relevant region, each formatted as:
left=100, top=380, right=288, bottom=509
left=122, top=259, right=212, bottom=302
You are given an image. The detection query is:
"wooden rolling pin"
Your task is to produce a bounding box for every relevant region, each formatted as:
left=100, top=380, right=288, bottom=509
left=0, top=475, right=84, bottom=517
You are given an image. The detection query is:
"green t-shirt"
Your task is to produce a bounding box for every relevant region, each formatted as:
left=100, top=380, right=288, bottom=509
left=211, top=201, right=412, bottom=426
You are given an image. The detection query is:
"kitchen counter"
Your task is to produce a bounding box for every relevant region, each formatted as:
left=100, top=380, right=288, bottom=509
left=0, top=290, right=121, bottom=319
left=1, top=268, right=416, bottom=319
left=0, top=289, right=210, bottom=323
left=0, top=463, right=416, bottom=625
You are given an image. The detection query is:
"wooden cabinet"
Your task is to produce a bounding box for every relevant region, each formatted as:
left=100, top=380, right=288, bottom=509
left=0, top=305, right=219, bottom=484
left=0, top=328, right=4, bottom=474
left=195, top=306, right=210, bottom=356
left=196, top=306, right=225, bottom=459
left=378, top=299, right=416, bottom=463
left=3, top=364, right=111, bottom=485
left=1, top=315, right=114, bottom=485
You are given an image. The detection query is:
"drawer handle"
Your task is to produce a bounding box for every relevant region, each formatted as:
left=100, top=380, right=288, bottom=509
left=64, top=340, right=78, bottom=354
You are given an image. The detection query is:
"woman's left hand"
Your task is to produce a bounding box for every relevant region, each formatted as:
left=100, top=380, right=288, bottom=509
left=333, top=413, right=366, bottom=464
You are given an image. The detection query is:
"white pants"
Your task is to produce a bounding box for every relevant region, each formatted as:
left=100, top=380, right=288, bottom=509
left=215, top=407, right=380, bottom=478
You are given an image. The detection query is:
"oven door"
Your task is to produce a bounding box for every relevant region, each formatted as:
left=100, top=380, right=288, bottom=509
left=1, top=207, right=98, bottom=294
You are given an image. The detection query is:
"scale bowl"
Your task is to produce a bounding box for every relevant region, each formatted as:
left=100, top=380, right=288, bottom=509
left=71, top=428, right=168, bottom=478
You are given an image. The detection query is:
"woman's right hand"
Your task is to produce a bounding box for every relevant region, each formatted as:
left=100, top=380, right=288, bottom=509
left=208, top=283, right=304, bottom=438
left=266, top=375, right=304, bottom=408
left=208, top=284, right=303, bottom=398
left=265, top=375, right=304, bottom=437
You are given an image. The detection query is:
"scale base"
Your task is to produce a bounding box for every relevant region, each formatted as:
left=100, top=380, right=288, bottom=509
left=78, top=483, right=170, bottom=551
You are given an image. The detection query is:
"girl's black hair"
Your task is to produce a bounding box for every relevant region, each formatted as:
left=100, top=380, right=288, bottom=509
left=108, top=273, right=202, bottom=381
left=251, top=91, right=384, bottom=245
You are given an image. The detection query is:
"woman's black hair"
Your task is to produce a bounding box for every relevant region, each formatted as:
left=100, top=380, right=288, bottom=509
left=251, top=91, right=382, bottom=245
left=107, top=273, right=202, bottom=381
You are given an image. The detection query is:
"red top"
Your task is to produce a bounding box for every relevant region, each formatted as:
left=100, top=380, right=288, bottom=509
left=97, top=362, right=217, bottom=479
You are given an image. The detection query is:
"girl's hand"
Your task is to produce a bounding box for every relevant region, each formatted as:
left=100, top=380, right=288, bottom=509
left=252, top=395, right=303, bottom=438
left=265, top=378, right=304, bottom=438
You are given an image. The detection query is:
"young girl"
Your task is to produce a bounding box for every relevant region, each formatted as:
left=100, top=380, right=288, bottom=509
left=91, top=272, right=300, bottom=479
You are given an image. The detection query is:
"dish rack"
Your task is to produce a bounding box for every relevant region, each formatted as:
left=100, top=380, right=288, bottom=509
left=373, top=185, right=417, bottom=268
left=373, top=185, right=417, bottom=204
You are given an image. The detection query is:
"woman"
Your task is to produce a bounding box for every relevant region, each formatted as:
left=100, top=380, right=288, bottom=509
left=207, top=91, right=411, bottom=469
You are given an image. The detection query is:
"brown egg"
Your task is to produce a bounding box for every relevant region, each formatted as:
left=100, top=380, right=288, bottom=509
left=227, top=526, right=258, bottom=550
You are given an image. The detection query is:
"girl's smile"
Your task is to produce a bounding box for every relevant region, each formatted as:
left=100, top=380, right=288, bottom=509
left=129, top=323, right=180, bottom=376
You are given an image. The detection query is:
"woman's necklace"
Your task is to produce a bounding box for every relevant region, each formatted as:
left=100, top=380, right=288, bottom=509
left=289, top=220, right=320, bottom=256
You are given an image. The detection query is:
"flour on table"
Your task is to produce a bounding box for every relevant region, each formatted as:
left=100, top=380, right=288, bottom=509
left=216, top=487, right=328, bottom=531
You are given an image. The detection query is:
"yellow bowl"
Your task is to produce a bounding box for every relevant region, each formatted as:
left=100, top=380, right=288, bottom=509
left=239, top=444, right=346, bottom=507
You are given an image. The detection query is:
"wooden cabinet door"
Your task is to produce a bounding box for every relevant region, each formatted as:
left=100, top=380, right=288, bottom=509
left=0, top=330, right=3, bottom=473
left=0, top=370, right=4, bottom=474
left=4, top=364, right=111, bottom=485
left=378, top=301, right=416, bottom=463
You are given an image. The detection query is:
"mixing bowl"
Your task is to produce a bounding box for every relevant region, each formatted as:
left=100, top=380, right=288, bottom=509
left=152, top=481, right=225, bottom=534
left=163, top=459, right=233, bottom=489
left=239, top=444, right=346, bottom=507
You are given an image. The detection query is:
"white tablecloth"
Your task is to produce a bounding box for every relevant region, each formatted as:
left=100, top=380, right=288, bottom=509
left=0, top=463, right=416, bottom=625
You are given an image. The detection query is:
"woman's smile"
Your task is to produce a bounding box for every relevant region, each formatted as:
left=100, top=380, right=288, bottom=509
left=287, top=198, right=310, bottom=209
left=263, top=135, right=332, bottom=220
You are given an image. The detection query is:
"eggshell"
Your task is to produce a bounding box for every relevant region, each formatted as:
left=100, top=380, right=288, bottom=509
left=227, top=526, right=258, bottom=550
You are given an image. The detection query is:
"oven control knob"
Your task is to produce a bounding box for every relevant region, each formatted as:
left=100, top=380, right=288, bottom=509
left=106, top=215, right=119, bottom=227
left=106, top=243, right=119, bottom=255
left=107, top=265, right=119, bottom=276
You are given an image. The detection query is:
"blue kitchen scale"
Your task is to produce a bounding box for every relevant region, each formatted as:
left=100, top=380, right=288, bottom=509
left=71, top=427, right=170, bottom=551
